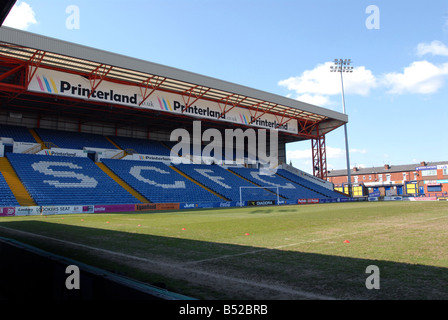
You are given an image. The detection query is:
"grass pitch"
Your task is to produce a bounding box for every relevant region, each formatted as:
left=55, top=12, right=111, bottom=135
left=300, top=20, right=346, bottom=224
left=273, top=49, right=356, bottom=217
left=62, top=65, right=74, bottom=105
left=0, top=201, right=447, bottom=300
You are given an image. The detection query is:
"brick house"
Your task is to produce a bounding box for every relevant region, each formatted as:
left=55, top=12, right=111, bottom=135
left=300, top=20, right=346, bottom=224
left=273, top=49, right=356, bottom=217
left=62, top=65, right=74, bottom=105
left=327, top=161, right=448, bottom=197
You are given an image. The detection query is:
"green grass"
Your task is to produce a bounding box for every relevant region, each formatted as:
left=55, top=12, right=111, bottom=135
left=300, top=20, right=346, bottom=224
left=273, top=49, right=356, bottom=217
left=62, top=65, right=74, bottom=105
left=1, top=201, right=448, bottom=300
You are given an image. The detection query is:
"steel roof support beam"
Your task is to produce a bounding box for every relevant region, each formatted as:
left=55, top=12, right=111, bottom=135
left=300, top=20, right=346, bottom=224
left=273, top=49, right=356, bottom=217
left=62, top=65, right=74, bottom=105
left=181, top=85, right=210, bottom=111
left=0, top=64, right=23, bottom=82
left=246, top=101, right=266, bottom=124
left=217, top=94, right=246, bottom=119
left=256, top=103, right=278, bottom=121
left=0, top=58, right=27, bottom=100
left=88, top=64, right=113, bottom=98
left=138, top=75, right=166, bottom=106
left=311, top=131, right=327, bottom=181
left=274, top=109, right=295, bottom=130
left=296, top=118, right=321, bottom=138
left=25, top=49, right=45, bottom=88
left=141, top=78, right=166, bottom=105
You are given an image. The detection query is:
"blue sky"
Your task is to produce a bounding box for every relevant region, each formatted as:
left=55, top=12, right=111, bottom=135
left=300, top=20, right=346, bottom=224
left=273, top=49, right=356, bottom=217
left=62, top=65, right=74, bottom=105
left=4, top=0, right=448, bottom=173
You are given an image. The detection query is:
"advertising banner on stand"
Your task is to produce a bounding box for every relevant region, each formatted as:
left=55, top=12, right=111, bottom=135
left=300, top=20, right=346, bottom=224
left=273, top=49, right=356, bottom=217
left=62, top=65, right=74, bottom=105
left=28, top=67, right=298, bottom=134
left=94, top=204, right=135, bottom=213
left=14, top=206, right=41, bottom=216
left=0, top=207, right=15, bottom=216
left=41, top=205, right=94, bottom=215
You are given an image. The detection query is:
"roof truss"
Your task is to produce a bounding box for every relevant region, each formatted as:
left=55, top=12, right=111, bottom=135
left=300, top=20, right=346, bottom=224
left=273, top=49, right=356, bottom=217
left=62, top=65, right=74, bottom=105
left=0, top=40, right=346, bottom=140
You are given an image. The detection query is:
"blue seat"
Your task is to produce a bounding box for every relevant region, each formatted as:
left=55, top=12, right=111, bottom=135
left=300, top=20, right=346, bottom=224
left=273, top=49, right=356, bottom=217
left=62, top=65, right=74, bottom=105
left=35, top=128, right=117, bottom=150
left=277, top=169, right=343, bottom=199
left=109, top=136, right=171, bottom=155
left=174, top=163, right=277, bottom=202
left=102, top=159, right=222, bottom=203
left=6, top=153, right=141, bottom=206
left=0, top=172, right=19, bottom=206
left=229, top=167, right=325, bottom=200
left=0, top=124, right=36, bottom=143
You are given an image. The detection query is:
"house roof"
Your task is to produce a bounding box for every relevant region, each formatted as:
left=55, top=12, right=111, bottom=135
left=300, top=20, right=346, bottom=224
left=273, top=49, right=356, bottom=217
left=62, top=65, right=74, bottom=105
left=327, top=161, right=448, bottom=177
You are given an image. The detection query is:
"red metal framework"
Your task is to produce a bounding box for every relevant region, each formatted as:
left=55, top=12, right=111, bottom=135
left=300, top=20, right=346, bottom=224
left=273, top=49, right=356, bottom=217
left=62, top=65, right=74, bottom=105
left=181, top=85, right=210, bottom=110
left=0, top=45, right=344, bottom=138
left=216, top=93, right=246, bottom=120
left=88, top=64, right=113, bottom=98
left=26, top=49, right=45, bottom=88
left=0, top=49, right=45, bottom=102
left=311, top=133, right=327, bottom=180
left=0, top=40, right=347, bottom=179
left=247, top=101, right=275, bottom=124
left=0, top=56, right=25, bottom=92
left=138, top=75, right=166, bottom=106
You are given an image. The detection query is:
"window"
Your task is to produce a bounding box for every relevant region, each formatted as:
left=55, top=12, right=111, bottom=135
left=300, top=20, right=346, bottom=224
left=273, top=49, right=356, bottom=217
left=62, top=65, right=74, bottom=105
left=369, top=175, right=372, bottom=181
left=427, top=185, right=442, bottom=192
left=421, top=170, right=437, bottom=176
left=403, top=173, right=407, bottom=181
left=443, top=169, right=448, bottom=175
left=378, top=175, right=383, bottom=182
left=354, top=176, right=358, bottom=183
left=386, top=174, right=391, bottom=182
left=335, top=186, right=347, bottom=195
left=406, top=183, right=417, bottom=194
left=353, top=186, right=363, bottom=196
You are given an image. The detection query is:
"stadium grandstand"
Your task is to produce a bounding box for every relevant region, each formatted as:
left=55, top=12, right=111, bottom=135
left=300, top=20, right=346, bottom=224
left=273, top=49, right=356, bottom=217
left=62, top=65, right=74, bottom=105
left=0, top=20, right=350, bottom=212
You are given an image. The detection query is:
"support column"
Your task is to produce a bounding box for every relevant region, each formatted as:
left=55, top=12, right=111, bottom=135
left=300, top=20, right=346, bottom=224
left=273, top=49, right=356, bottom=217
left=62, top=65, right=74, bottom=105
left=311, top=134, right=327, bottom=181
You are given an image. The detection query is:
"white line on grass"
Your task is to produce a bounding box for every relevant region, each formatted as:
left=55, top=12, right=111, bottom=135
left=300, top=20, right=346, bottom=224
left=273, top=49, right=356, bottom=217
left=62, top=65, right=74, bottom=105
left=183, top=213, right=448, bottom=265
left=1, top=213, right=445, bottom=300
left=0, top=225, right=336, bottom=300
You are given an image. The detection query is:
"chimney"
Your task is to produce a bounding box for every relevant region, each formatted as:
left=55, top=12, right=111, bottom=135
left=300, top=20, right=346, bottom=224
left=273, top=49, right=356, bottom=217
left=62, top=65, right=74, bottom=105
left=353, top=167, right=358, bottom=172
left=384, top=164, right=390, bottom=170
left=420, top=161, right=426, bottom=167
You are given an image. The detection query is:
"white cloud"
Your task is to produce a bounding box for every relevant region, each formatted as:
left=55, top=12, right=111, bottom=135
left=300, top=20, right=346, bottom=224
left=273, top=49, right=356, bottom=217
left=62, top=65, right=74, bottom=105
left=382, top=60, right=448, bottom=94
left=350, top=148, right=368, bottom=154
left=278, top=61, right=377, bottom=107
left=326, top=146, right=345, bottom=159
left=279, top=41, right=448, bottom=102
left=286, top=149, right=311, bottom=160
left=286, top=146, right=348, bottom=161
left=417, top=40, right=448, bottom=57
left=278, top=62, right=340, bottom=96
left=278, top=62, right=377, bottom=98
left=3, top=1, right=37, bottom=30
left=383, top=42, right=448, bottom=94
left=295, top=94, right=332, bottom=107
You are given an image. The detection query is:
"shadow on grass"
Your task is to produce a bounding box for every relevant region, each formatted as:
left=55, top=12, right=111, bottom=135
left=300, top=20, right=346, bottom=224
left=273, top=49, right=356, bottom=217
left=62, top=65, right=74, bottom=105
left=0, top=220, right=447, bottom=300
